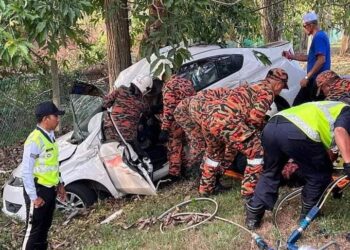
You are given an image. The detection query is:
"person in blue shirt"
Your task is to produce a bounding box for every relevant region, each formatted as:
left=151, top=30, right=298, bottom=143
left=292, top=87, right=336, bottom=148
left=283, top=11, right=331, bottom=105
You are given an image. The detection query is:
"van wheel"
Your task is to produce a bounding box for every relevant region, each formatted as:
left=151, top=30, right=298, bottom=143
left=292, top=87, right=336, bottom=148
left=56, top=183, right=97, bottom=213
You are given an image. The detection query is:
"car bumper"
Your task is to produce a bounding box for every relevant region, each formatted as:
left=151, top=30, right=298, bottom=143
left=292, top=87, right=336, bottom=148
left=2, top=183, right=26, bottom=221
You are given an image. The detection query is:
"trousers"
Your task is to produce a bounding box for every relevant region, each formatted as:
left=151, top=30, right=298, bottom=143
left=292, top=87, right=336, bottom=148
left=22, top=184, right=57, bottom=250
left=250, top=116, right=332, bottom=210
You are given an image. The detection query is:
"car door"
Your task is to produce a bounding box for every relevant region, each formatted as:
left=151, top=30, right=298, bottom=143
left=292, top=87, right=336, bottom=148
left=70, top=82, right=157, bottom=196
left=99, top=141, right=157, bottom=196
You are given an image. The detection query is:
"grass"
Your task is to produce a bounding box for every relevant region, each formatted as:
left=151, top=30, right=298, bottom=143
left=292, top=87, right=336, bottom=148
left=1, top=48, right=350, bottom=250
left=1, top=179, right=349, bottom=250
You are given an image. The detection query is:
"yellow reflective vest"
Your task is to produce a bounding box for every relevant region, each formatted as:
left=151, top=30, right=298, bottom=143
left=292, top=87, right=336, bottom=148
left=24, top=128, right=59, bottom=186
left=277, top=101, right=347, bottom=149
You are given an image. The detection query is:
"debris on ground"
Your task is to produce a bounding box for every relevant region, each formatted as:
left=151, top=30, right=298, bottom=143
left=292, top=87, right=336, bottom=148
left=100, top=209, right=123, bottom=224
left=0, top=144, right=23, bottom=171
left=136, top=216, right=158, bottom=230
left=346, top=232, right=350, bottom=242
left=62, top=209, right=89, bottom=226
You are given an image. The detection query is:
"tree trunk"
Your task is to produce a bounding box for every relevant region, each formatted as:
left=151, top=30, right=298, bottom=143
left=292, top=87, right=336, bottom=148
left=300, top=30, right=308, bottom=52
left=104, top=0, right=131, bottom=91
left=51, top=59, right=61, bottom=133
left=259, top=0, right=284, bottom=43
left=340, top=30, right=350, bottom=56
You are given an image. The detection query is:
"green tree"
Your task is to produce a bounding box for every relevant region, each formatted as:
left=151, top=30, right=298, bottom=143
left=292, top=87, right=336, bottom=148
left=0, top=0, right=94, bottom=130
left=132, top=0, right=259, bottom=80
left=0, top=0, right=94, bottom=68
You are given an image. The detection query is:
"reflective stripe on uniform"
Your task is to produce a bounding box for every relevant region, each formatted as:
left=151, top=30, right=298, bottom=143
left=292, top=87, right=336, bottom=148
left=283, top=114, right=321, bottom=142
left=33, top=165, right=59, bottom=174
left=205, top=157, right=220, bottom=168
left=277, top=101, right=347, bottom=148
left=22, top=202, right=34, bottom=250
left=314, top=102, right=336, bottom=145
left=247, top=158, right=264, bottom=165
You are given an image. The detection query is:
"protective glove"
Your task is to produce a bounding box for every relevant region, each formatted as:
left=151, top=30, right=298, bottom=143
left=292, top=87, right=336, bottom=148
left=343, top=162, right=350, bottom=178
left=158, top=130, right=169, bottom=143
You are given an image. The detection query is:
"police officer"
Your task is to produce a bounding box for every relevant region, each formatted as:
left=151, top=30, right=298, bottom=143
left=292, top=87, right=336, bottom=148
left=22, top=101, right=66, bottom=250
left=245, top=101, right=350, bottom=230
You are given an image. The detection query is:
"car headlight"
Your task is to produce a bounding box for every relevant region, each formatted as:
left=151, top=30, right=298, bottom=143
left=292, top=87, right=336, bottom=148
left=8, top=175, right=24, bottom=187
left=5, top=201, right=22, bottom=213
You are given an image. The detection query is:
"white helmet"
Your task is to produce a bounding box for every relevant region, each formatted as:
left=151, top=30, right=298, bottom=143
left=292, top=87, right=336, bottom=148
left=131, top=75, right=153, bottom=95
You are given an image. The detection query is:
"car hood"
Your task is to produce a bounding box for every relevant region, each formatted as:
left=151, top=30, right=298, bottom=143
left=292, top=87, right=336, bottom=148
left=57, top=131, right=77, bottom=162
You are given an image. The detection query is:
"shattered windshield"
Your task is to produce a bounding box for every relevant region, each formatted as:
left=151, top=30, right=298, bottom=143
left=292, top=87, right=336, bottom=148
left=69, top=83, right=104, bottom=144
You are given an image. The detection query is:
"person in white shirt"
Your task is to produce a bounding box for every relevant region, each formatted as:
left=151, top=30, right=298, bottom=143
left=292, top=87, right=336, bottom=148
left=22, top=101, right=66, bottom=250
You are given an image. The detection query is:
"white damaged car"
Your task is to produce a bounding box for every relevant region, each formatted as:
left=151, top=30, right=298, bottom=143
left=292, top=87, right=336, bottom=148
left=2, top=83, right=169, bottom=221
left=2, top=41, right=305, bottom=221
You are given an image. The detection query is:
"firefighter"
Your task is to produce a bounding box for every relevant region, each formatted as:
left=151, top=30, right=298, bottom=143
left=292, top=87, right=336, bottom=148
left=316, top=70, right=350, bottom=101
left=22, top=101, right=66, bottom=250
left=102, top=75, right=153, bottom=157
left=245, top=101, right=350, bottom=230
left=173, top=97, right=206, bottom=168
left=159, top=75, right=196, bottom=179
left=174, top=88, right=236, bottom=179
left=192, top=69, right=289, bottom=197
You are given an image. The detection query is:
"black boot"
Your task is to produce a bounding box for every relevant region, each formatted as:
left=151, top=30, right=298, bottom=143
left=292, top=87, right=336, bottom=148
left=33, top=242, right=48, bottom=250
left=299, top=200, right=314, bottom=222
left=213, top=176, right=232, bottom=194
left=245, top=203, right=265, bottom=230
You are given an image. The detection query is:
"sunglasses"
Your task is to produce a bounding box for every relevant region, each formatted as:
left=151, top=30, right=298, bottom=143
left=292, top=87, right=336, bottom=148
left=303, top=23, right=312, bottom=28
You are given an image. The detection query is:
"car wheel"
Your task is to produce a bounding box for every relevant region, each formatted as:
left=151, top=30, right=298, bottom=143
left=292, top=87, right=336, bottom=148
left=56, top=183, right=97, bottom=213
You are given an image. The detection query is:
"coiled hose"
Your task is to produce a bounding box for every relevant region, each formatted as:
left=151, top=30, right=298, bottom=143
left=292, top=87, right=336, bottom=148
left=159, top=177, right=349, bottom=250
left=157, top=197, right=273, bottom=250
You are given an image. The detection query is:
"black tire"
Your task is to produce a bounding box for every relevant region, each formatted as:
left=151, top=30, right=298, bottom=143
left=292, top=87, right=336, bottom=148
left=65, top=183, right=97, bottom=207
left=56, top=183, right=97, bottom=213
